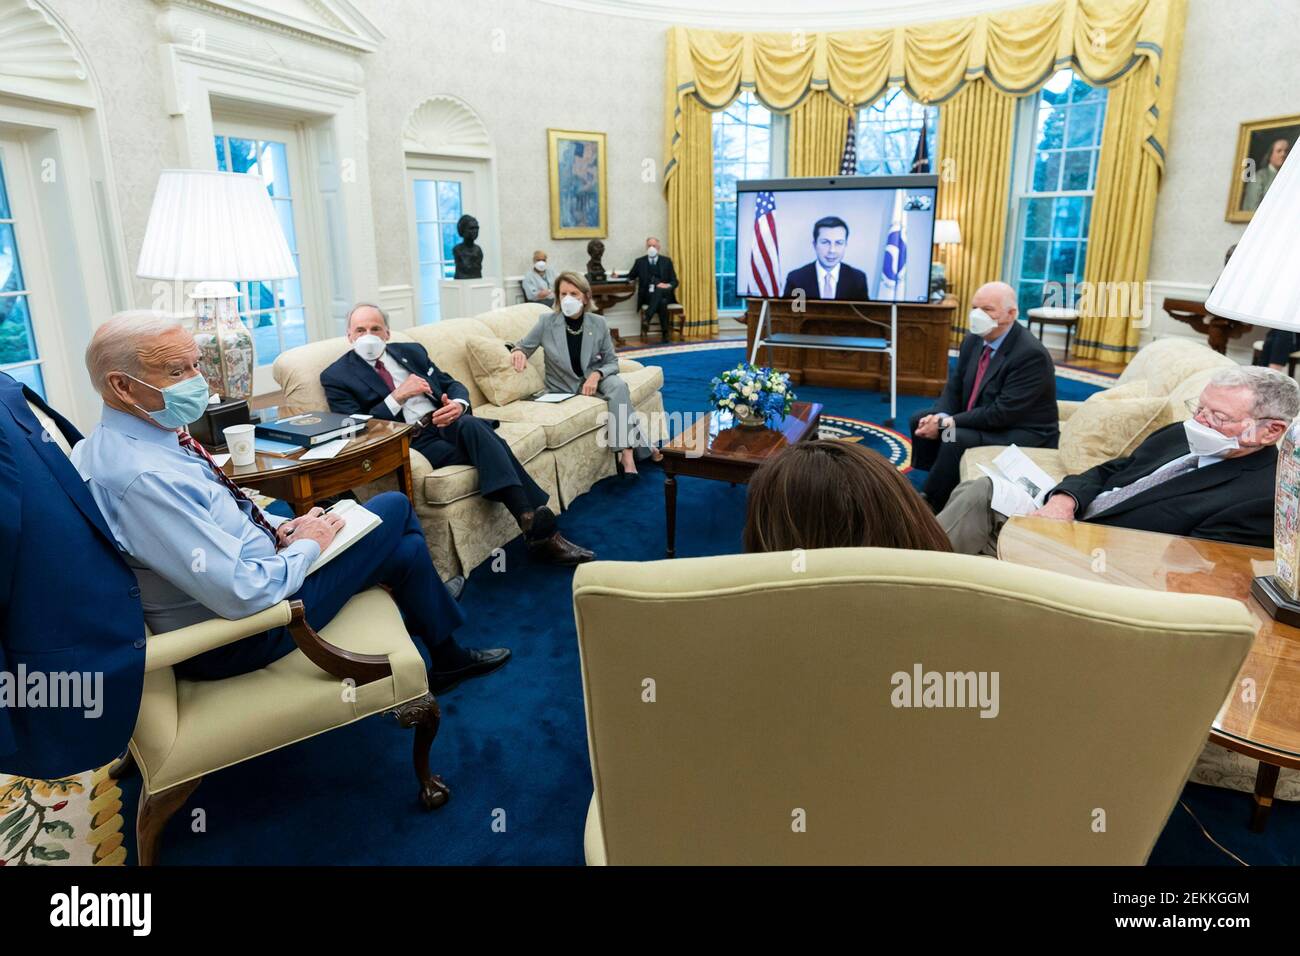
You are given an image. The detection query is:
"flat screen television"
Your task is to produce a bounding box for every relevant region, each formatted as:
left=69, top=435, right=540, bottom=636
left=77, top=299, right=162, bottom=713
left=734, top=174, right=939, bottom=304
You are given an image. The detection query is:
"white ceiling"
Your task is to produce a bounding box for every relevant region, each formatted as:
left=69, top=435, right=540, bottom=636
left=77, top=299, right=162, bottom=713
left=531, top=0, right=1041, bottom=30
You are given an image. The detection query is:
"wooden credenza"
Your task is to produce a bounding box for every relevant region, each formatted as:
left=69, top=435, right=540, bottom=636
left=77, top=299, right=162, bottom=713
left=743, top=297, right=956, bottom=396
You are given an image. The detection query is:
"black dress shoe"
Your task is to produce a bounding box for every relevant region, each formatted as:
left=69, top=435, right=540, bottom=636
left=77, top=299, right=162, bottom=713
left=428, top=647, right=511, bottom=695
left=443, top=575, right=466, bottom=602
left=527, top=531, right=595, bottom=565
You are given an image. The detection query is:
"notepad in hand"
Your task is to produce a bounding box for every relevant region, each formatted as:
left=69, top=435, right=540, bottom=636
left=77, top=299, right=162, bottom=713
left=304, top=499, right=382, bottom=575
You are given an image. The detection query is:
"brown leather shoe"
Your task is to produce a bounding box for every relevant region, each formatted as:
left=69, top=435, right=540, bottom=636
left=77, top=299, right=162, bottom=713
left=527, top=531, right=595, bottom=565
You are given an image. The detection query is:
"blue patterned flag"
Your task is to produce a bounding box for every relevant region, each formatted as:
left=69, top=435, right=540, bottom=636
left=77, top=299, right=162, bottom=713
left=839, top=115, right=857, bottom=175
left=878, top=189, right=908, bottom=300
left=750, top=191, right=782, bottom=297
left=910, top=119, right=931, bottom=173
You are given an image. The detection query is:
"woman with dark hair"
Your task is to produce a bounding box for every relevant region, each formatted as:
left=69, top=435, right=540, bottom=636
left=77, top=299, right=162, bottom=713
left=743, top=439, right=952, bottom=553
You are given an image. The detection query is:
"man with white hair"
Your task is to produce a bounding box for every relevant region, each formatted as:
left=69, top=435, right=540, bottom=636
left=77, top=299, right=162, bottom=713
left=939, top=365, right=1300, bottom=554
left=70, top=312, right=509, bottom=692
left=909, top=281, right=1059, bottom=509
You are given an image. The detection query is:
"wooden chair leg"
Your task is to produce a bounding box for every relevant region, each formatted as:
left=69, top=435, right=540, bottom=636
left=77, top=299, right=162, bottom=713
left=136, top=777, right=201, bottom=866
left=393, top=692, right=450, bottom=810
left=1249, top=761, right=1280, bottom=833
left=1063, top=324, right=1072, bottom=361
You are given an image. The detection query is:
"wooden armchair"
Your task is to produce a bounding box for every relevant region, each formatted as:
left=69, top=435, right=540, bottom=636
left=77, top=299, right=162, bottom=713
left=113, top=591, right=446, bottom=865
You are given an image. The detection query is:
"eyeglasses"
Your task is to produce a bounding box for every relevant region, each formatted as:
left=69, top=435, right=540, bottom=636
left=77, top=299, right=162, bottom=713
left=1184, top=398, right=1284, bottom=430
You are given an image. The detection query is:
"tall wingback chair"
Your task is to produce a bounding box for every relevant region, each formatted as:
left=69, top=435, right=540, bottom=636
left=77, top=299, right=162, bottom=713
left=573, top=549, right=1255, bottom=865
left=25, top=397, right=449, bottom=866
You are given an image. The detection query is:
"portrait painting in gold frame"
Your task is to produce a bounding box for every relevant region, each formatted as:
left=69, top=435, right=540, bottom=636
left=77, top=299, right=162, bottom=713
left=1226, top=113, right=1300, bottom=223
left=548, top=129, right=607, bottom=239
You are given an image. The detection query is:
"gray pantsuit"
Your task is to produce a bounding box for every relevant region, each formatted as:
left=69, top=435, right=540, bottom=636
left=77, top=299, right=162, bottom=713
left=514, top=310, right=650, bottom=454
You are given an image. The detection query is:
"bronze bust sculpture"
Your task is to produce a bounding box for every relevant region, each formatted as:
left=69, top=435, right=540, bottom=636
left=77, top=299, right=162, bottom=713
left=585, top=239, right=607, bottom=284
left=453, top=214, right=483, bottom=280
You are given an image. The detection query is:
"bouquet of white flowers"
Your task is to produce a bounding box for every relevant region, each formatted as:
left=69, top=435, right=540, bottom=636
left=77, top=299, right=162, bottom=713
left=708, top=362, right=796, bottom=428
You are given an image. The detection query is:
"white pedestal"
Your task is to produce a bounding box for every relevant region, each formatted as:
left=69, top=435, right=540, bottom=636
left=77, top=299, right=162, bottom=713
left=440, top=278, right=503, bottom=320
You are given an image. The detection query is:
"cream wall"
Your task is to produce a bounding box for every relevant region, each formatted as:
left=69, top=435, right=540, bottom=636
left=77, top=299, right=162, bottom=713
left=359, top=0, right=668, bottom=327
left=1145, top=0, right=1300, bottom=359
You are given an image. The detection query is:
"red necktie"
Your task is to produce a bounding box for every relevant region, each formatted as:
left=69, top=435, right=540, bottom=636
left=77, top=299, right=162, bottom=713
left=966, top=345, right=993, bottom=411
left=177, top=431, right=279, bottom=545
left=373, top=358, right=396, bottom=392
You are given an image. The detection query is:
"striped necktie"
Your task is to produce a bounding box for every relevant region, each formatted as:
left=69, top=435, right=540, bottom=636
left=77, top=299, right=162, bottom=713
left=176, top=431, right=280, bottom=544
left=1082, top=455, right=1201, bottom=519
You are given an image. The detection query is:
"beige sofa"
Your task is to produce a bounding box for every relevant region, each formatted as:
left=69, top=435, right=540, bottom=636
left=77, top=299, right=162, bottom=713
left=959, top=336, right=1237, bottom=484
left=272, top=303, right=665, bottom=578
left=574, top=548, right=1254, bottom=864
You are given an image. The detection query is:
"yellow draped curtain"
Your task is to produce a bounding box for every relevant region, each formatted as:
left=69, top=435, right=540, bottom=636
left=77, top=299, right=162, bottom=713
left=934, top=79, right=1017, bottom=345
left=662, top=0, right=1186, bottom=356
left=787, top=91, right=853, bottom=178
left=667, top=94, right=719, bottom=340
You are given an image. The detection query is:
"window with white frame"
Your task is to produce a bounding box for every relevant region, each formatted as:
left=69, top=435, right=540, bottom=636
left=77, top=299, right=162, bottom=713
left=0, top=147, right=44, bottom=397
left=214, top=132, right=309, bottom=365
left=855, top=89, right=938, bottom=176
left=713, top=92, right=774, bottom=313
left=1006, top=69, right=1108, bottom=318
left=411, top=178, right=464, bottom=324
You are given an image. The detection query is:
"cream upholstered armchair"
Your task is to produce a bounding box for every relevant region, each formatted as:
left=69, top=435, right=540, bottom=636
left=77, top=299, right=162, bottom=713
left=574, top=548, right=1255, bottom=865
left=26, top=396, right=449, bottom=866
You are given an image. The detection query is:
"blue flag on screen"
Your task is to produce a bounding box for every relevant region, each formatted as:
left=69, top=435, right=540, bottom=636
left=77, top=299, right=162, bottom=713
left=878, top=188, right=907, bottom=300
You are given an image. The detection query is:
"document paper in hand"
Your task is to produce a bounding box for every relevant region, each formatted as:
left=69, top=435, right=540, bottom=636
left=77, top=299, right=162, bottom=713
left=305, top=499, right=382, bottom=575
left=976, top=445, right=1059, bottom=518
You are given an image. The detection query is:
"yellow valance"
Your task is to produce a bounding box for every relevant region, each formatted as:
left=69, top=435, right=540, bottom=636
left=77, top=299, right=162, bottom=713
left=663, top=0, right=1183, bottom=183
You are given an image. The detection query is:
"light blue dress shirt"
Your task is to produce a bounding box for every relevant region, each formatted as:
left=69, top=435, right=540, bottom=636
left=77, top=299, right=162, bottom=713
left=70, top=406, right=320, bottom=633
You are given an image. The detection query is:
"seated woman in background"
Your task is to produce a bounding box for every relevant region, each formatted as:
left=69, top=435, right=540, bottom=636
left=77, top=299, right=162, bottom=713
left=744, top=439, right=952, bottom=553
left=510, top=271, right=660, bottom=475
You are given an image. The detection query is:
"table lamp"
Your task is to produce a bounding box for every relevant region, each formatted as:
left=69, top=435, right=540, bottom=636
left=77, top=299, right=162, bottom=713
left=136, top=169, right=298, bottom=400
left=930, top=219, right=961, bottom=301
left=1207, top=150, right=1300, bottom=625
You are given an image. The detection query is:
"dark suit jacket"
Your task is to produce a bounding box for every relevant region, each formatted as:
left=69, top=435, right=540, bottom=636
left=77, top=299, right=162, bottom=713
left=624, top=254, right=678, bottom=310
left=933, top=322, right=1059, bottom=439
left=0, top=373, right=145, bottom=778
left=1052, top=422, right=1278, bottom=547
left=321, top=342, right=470, bottom=421
left=782, top=261, right=870, bottom=301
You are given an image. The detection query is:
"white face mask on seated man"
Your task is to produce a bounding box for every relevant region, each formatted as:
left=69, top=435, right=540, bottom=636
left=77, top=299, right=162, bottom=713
left=352, top=333, right=386, bottom=363
left=968, top=307, right=998, bottom=337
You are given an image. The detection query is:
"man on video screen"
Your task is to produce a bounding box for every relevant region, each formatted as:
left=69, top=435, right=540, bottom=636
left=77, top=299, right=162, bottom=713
left=783, top=216, right=870, bottom=300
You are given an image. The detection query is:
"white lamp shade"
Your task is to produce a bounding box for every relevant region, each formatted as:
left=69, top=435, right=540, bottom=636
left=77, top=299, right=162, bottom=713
left=136, top=169, right=298, bottom=282
left=934, top=219, right=962, bottom=245
left=1207, top=152, right=1300, bottom=331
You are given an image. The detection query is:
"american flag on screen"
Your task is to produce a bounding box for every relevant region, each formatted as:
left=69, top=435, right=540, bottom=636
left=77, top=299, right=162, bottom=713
left=878, top=188, right=908, bottom=300
left=750, top=190, right=782, bottom=297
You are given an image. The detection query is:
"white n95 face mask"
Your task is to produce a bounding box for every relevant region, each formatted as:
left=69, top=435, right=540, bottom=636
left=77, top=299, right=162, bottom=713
left=560, top=294, right=584, bottom=318
left=969, top=308, right=998, bottom=336
left=647, top=246, right=658, bottom=259
left=353, top=334, right=386, bottom=362
left=534, top=260, right=547, bottom=272
left=1183, top=417, right=1240, bottom=457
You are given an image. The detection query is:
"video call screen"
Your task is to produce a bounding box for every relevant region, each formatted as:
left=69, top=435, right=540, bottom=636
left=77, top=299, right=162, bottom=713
left=735, top=175, right=938, bottom=304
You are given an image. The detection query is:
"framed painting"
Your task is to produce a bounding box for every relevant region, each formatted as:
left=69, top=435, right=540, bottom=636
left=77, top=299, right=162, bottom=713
left=548, top=128, right=607, bottom=239
left=1226, top=113, right=1300, bottom=223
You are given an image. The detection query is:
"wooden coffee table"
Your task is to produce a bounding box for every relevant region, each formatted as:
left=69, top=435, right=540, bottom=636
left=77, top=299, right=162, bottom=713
left=998, top=516, right=1300, bottom=831
left=660, top=401, right=823, bottom=557
left=220, top=419, right=415, bottom=516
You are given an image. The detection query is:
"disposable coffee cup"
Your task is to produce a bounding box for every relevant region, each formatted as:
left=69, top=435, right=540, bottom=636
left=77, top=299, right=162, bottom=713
left=223, top=424, right=256, bottom=466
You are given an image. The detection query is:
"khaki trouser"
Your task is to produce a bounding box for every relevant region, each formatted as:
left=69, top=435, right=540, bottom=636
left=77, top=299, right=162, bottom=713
left=937, top=477, right=1008, bottom=556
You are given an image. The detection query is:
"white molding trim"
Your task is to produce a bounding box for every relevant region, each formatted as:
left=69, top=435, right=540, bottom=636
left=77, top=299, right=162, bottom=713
left=530, top=0, right=1038, bottom=30
left=1143, top=278, right=1254, bottom=362
left=378, top=283, right=414, bottom=331
left=152, top=0, right=384, bottom=54
left=403, top=95, right=494, bottom=159
left=0, top=0, right=94, bottom=108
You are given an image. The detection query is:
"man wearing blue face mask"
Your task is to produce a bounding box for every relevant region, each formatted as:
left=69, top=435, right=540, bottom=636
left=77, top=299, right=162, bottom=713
left=939, top=366, right=1300, bottom=554
left=71, top=311, right=509, bottom=692
left=909, top=281, right=1059, bottom=509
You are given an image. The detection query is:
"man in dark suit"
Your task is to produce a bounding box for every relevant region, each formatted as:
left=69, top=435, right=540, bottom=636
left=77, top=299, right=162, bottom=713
left=783, top=216, right=870, bottom=301
left=0, top=372, right=145, bottom=778
left=939, top=366, right=1300, bottom=555
left=321, top=303, right=594, bottom=565
left=617, top=237, right=678, bottom=341
left=909, top=281, right=1059, bottom=509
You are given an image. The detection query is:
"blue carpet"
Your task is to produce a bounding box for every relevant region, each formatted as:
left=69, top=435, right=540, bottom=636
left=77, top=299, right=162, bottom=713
left=117, top=345, right=1297, bottom=865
